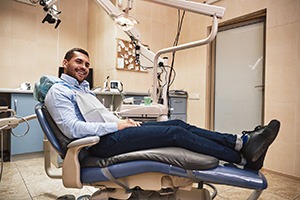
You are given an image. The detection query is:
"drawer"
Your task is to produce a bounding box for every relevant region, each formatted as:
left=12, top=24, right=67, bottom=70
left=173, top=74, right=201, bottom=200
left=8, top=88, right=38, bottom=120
left=170, top=97, right=187, bottom=114
left=124, top=95, right=144, bottom=105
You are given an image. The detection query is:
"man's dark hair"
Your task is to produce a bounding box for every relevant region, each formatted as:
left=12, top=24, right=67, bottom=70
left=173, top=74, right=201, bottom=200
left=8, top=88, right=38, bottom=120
left=64, top=48, right=89, bottom=61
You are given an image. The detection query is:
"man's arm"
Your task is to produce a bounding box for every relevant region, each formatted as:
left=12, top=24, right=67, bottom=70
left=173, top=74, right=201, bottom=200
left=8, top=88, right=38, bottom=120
left=44, top=84, right=118, bottom=139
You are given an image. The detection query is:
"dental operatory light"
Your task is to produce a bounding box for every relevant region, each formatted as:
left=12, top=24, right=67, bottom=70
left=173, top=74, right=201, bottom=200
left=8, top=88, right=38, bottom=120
left=29, top=0, right=61, bottom=28
left=114, top=14, right=139, bottom=31
left=40, top=0, right=61, bottom=28
left=113, top=0, right=139, bottom=31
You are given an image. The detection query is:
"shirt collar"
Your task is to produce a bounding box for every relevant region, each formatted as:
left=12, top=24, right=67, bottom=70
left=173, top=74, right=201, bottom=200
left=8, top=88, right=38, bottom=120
left=61, top=73, right=90, bottom=89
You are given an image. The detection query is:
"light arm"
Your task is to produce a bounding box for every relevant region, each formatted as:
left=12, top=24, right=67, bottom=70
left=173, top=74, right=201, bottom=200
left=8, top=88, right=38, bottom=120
left=153, top=15, right=219, bottom=104
left=142, top=0, right=225, bottom=18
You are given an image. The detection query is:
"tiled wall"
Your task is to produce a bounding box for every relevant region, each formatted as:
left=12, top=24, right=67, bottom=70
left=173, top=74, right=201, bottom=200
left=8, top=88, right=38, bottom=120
left=263, top=0, right=300, bottom=178
left=0, top=0, right=299, bottom=178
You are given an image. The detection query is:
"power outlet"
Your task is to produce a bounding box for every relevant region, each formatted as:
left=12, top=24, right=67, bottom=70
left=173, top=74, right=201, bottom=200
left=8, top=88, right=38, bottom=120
left=189, top=93, right=200, bottom=100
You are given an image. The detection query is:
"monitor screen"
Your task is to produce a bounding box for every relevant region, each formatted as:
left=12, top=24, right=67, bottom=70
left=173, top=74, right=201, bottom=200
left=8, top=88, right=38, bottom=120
left=58, top=67, right=93, bottom=88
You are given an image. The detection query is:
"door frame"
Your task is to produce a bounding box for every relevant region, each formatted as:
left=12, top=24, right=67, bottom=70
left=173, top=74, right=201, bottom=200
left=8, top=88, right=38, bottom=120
left=206, top=9, right=267, bottom=130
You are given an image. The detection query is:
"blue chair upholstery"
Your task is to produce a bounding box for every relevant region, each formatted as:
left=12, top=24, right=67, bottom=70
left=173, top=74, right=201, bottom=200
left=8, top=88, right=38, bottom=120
left=35, top=103, right=268, bottom=200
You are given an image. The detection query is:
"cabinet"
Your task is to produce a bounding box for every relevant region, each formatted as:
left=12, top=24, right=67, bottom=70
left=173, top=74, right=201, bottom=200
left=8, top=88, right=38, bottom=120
left=169, top=95, right=187, bottom=122
left=0, top=93, right=11, bottom=161
left=10, top=93, right=43, bottom=155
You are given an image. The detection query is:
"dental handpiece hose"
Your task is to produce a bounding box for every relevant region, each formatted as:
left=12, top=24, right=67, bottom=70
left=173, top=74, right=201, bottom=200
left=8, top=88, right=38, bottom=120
left=0, top=114, right=37, bottom=183
left=18, top=114, right=37, bottom=123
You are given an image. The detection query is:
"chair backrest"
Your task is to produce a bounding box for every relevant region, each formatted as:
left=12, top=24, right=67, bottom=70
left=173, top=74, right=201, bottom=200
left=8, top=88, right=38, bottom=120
left=35, top=103, right=73, bottom=158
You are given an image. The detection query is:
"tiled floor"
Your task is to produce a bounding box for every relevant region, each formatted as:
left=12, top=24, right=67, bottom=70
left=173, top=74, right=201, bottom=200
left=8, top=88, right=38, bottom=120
left=1, top=153, right=300, bottom=200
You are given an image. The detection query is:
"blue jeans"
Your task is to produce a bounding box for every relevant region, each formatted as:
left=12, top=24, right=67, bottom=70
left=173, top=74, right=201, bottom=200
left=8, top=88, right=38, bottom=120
left=89, top=119, right=242, bottom=163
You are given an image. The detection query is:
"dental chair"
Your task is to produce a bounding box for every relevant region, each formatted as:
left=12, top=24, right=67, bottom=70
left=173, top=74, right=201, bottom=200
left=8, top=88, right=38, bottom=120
left=35, top=103, right=267, bottom=200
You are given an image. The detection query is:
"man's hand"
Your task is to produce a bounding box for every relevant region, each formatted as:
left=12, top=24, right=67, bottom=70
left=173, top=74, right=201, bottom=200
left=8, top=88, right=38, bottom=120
left=117, top=118, right=141, bottom=130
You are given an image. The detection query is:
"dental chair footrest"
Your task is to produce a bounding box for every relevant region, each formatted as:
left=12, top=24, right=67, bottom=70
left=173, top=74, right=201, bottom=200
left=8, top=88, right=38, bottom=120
left=81, top=160, right=267, bottom=190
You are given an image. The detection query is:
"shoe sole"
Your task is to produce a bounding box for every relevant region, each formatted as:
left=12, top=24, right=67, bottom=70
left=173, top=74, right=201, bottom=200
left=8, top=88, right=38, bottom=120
left=246, top=120, right=280, bottom=162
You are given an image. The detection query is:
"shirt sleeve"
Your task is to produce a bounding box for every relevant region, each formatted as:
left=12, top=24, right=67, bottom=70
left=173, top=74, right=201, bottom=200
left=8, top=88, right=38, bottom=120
left=44, top=84, right=118, bottom=139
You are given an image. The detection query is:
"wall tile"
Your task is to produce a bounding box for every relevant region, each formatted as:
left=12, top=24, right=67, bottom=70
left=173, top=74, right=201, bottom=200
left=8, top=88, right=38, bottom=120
left=296, top=101, right=300, bottom=144
left=0, top=0, right=12, bottom=37
left=136, top=16, right=153, bottom=46
left=12, top=7, right=37, bottom=42
left=134, top=0, right=151, bottom=18
left=0, top=36, right=12, bottom=69
left=295, top=144, right=300, bottom=177
left=264, top=141, right=295, bottom=176
left=265, top=102, right=295, bottom=143
left=227, top=0, right=266, bottom=21
left=265, top=22, right=298, bottom=104
left=0, top=66, right=13, bottom=88
left=12, top=39, right=37, bottom=88
left=267, top=0, right=300, bottom=28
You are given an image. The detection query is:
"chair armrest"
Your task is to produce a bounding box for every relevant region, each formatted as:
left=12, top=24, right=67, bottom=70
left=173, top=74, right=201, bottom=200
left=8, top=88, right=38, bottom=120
left=62, top=136, right=100, bottom=188
left=67, top=136, right=100, bottom=148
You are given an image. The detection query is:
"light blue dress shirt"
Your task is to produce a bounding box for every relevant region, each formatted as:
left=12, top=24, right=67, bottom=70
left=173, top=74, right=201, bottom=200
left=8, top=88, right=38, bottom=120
left=45, top=74, right=118, bottom=139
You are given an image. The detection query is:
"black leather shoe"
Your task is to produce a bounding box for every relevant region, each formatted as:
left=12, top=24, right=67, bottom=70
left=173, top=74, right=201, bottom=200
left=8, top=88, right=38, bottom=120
left=242, top=125, right=265, bottom=135
left=241, top=119, right=280, bottom=162
left=244, top=149, right=268, bottom=171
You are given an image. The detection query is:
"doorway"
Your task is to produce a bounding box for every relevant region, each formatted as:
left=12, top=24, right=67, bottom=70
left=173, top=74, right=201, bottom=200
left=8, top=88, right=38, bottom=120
left=208, top=12, right=266, bottom=133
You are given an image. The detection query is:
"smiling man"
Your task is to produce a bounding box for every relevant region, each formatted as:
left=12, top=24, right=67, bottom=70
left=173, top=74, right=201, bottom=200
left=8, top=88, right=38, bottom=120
left=45, top=47, right=280, bottom=171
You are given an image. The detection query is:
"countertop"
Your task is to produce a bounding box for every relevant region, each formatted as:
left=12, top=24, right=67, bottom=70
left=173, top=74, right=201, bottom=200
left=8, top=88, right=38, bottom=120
left=0, top=88, right=148, bottom=96
left=0, top=88, right=34, bottom=94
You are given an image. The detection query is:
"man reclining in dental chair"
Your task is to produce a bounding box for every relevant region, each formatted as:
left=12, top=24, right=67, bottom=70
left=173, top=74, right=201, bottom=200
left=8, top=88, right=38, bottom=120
left=38, top=47, right=280, bottom=199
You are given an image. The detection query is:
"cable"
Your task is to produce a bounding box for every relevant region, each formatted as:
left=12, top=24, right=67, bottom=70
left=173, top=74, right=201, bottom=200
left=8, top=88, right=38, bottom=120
left=10, top=115, right=30, bottom=138
left=204, top=183, right=218, bottom=199
left=140, top=64, right=153, bottom=70
left=166, top=10, right=186, bottom=116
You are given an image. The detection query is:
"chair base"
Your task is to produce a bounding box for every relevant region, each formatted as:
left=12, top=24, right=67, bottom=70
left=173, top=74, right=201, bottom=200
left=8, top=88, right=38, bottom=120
left=90, top=187, right=212, bottom=200
left=84, top=172, right=213, bottom=199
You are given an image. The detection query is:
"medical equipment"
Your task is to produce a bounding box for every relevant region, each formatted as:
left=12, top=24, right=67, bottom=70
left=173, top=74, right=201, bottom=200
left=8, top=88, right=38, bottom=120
left=94, top=0, right=225, bottom=121
left=29, top=0, right=222, bottom=119
left=96, top=0, right=225, bottom=106
left=103, top=76, right=110, bottom=92
left=114, top=0, right=139, bottom=31
left=30, top=0, right=61, bottom=28
left=0, top=106, right=36, bottom=182
left=35, top=103, right=268, bottom=200
left=117, top=103, right=168, bottom=121
left=110, top=80, right=123, bottom=93
left=30, top=0, right=224, bottom=104
left=20, top=82, right=32, bottom=90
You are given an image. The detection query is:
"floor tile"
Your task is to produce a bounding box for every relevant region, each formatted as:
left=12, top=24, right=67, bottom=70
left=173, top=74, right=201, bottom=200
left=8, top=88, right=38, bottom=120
left=0, top=162, right=32, bottom=200
left=1, top=154, right=300, bottom=200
